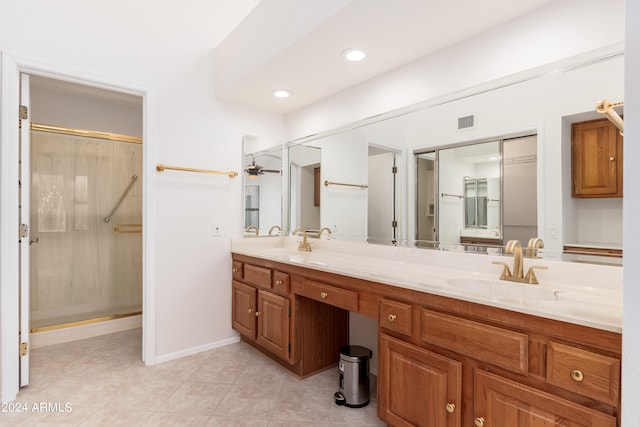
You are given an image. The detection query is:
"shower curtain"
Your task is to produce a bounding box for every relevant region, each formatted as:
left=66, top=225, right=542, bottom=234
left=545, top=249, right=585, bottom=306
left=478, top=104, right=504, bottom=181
left=29, top=129, right=142, bottom=330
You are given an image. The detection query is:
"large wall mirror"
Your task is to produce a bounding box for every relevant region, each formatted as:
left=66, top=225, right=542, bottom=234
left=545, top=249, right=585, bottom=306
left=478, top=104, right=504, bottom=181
left=285, top=49, right=624, bottom=265
left=242, top=135, right=283, bottom=236
left=287, top=123, right=406, bottom=244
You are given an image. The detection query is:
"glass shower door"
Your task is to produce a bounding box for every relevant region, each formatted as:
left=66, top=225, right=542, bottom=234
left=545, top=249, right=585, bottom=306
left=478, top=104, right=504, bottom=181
left=29, top=129, right=142, bottom=331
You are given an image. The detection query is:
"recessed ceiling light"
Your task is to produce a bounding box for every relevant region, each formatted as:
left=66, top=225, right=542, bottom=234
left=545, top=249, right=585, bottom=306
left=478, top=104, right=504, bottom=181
left=342, top=48, right=366, bottom=62
left=273, top=89, right=293, bottom=98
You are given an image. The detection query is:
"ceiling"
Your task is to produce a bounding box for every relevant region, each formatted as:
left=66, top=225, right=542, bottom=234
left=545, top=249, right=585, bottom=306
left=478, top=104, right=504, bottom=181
left=214, top=0, right=557, bottom=114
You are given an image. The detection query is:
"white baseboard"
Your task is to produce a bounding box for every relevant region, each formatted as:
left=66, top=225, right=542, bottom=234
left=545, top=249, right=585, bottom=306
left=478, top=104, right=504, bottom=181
left=30, top=315, right=142, bottom=349
left=154, top=335, right=241, bottom=364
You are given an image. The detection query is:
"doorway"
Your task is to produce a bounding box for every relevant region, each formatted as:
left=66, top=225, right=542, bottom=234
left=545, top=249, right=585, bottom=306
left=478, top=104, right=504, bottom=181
left=368, top=145, right=402, bottom=245
left=26, top=76, right=144, bottom=364
left=1, top=53, right=154, bottom=402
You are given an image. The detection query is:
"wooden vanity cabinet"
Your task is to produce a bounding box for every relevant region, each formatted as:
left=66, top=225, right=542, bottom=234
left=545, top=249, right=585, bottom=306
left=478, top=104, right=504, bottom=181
left=231, top=254, right=621, bottom=426
left=377, top=296, right=621, bottom=427
left=232, top=259, right=293, bottom=362
left=572, top=118, right=623, bottom=198
left=474, top=370, right=616, bottom=427
left=231, top=255, right=349, bottom=377
left=232, top=280, right=290, bottom=360
left=378, top=334, right=462, bottom=427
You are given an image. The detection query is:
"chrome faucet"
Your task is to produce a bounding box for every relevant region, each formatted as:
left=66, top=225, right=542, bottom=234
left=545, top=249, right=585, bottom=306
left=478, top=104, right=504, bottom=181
left=292, top=228, right=312, bottom=252
left=492, top=239, right=548, bottom=284
left=268, top=225, right=281, bottom=236
left=525, top=237, right=544, bottom=258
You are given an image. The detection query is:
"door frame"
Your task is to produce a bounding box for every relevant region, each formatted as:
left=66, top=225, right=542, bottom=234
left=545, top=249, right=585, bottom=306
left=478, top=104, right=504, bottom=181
left=0, top=51, right=157, bottom=403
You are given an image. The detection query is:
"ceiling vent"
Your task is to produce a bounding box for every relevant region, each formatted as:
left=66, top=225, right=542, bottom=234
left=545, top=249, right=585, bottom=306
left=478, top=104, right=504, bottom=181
left=457, top=115, right=475, bottom=130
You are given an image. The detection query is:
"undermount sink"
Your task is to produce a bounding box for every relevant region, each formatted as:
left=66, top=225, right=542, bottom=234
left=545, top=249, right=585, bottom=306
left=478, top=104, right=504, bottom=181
left=447, top=278, right=559, bottom=304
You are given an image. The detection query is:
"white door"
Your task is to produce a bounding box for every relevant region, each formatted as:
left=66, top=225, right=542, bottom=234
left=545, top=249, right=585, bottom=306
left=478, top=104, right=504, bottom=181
left=18, top=73, right=31, bottom=387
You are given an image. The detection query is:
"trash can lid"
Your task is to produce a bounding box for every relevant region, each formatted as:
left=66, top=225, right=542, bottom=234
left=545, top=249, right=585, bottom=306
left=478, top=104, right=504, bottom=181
left=339, top=345, right=372, bottom=361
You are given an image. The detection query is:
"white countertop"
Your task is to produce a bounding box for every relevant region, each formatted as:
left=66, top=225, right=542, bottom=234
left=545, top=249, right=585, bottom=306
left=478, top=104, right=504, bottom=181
left=231, top=237, right=622, bottom=333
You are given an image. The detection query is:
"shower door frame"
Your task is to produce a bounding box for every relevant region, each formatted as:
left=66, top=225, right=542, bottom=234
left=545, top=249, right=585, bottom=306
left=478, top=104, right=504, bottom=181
left=0, top=51, right=157, bottom=403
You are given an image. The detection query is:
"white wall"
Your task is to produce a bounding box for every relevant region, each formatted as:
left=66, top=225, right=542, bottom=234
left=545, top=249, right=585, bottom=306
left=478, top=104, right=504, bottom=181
left=0, top=0, right=283, bottom=390
left=623, top=1, right=640, bottom=425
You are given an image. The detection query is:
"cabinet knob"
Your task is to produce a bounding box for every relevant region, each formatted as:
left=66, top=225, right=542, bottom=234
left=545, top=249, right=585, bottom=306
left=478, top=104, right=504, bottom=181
left=445, top=402, right=456, bottom=413
left=388, top=314, right=397, bottom=322
left=474, top=417, right=485, bottom=427
left=255, top=311, right=261, bottom=317
left=232, top=268, right=239, bottom=273
left=320, top=292, right=328, bottom=299
left=275, top=280, right=283, bottom=286
left=571, top=369, right=584, bottom=382
left=248, top=308, right=253, bottom=314
left=610, top=156, right=615, bottom=161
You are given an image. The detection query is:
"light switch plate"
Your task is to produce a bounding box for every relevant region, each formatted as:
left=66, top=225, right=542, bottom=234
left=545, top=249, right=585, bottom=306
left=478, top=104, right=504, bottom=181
left=212, top=221, right=223, bottom=236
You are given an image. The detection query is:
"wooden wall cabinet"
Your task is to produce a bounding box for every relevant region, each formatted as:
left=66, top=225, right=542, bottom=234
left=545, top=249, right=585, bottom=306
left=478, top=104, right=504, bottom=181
left=572, top=118, right=623, bottom=198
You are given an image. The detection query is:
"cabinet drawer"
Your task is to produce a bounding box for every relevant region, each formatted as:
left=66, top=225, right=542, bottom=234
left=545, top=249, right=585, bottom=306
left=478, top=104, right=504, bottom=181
left=244, top=264, right=272, bottom=289
left=379, top=299, right=412, bottom=337
left=272, top=271, right=290, bottom=295
left=546, top=342, right=620, bottom=405
left=421, top=309, right=528, bottom=374
left=232, top=261, right=243, bottom=280
left=301, top=279, right=358, bottom=312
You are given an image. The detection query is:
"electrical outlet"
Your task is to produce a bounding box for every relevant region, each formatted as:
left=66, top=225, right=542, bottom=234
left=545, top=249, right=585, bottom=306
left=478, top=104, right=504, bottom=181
left=212, top=221, right=223, bottom=237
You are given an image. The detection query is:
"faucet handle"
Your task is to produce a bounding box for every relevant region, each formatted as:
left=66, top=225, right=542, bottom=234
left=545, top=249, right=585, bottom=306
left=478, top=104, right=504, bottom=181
left=492, top=261, right=512, bottom=280
left=525, top=265, right=548, bottom=284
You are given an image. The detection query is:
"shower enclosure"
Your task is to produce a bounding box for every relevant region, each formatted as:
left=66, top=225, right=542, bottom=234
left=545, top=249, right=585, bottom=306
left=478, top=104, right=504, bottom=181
left=29, top=126, right=142, bottom=331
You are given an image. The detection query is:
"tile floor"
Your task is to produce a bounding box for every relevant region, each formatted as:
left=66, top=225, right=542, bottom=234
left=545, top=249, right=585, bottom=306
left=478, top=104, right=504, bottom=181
left=1, top=329, right=384, bottom=426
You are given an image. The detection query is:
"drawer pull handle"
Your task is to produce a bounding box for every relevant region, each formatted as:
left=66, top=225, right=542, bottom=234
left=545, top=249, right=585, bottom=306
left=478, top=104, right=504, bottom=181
left=445, top=403, right=456, bottom=413
left=571, top=369, right=584, bottom=382
left=320, top=292, right=328, bottom=299
left=474, top=417, right=485, bottom=427
left=255, top=311, right=261, bottom=317
left=388, top=314, right=397, bottom=322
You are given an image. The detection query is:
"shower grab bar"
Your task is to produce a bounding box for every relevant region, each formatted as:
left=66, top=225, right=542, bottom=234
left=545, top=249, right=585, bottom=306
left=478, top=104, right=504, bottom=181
left=104, top=175, right=138, bottom=223
left=114, top=223, right=142, bottom=234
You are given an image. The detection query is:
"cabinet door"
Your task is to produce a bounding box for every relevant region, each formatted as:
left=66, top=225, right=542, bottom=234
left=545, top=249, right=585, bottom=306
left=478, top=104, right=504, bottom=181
left=379, top=334, right=462, bottom=427
left=572, top=118, right=622, bottom=198
left=474, top=370, right=616, bottom=427
left=232, top=280, right=256, bottom=339
left=256, top=289, right=290, bottom=360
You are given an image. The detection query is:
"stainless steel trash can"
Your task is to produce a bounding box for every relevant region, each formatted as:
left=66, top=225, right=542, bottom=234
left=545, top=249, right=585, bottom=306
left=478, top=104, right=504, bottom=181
left=334, top=345, right=372, bottom=408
